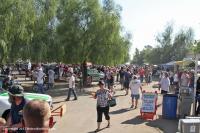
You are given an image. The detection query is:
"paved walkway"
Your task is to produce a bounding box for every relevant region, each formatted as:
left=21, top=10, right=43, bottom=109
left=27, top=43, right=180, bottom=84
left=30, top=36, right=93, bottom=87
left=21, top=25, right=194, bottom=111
left=50, top=83, right=178, bottom=133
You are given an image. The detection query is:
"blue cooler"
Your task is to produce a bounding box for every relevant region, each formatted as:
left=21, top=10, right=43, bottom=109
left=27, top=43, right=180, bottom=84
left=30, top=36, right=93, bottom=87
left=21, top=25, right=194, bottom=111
left=162, top=94, right=178, bottom=119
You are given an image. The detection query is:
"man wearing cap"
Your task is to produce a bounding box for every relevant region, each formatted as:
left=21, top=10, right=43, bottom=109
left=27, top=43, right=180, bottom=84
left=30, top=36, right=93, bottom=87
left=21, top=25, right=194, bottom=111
left=6, top=85, right=28, bottom=133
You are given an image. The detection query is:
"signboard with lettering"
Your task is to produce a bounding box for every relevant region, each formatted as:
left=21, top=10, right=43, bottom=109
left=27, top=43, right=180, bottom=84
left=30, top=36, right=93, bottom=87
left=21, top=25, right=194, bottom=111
left=141, top=93, right=157, bottom=113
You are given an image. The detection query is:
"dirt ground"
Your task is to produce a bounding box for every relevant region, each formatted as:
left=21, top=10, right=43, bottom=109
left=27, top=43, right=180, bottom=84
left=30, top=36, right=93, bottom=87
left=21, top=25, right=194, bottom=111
left=48, top=82, right=178, bottom=133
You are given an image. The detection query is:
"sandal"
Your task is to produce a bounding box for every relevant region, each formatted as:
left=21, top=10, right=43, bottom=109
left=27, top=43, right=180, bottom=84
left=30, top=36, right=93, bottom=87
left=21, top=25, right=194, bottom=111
left=106, top=123, right=110, bottom=128
left=95, top=129, right=100, bottom=132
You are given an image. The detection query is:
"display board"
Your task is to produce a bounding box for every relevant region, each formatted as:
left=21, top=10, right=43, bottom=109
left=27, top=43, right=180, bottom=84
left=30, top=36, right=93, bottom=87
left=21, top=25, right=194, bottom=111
left=141, top=92, right=157, bottom=113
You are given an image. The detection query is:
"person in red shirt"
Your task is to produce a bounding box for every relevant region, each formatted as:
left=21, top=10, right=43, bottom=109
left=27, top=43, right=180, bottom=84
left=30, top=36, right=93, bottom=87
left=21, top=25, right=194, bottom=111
left=138, top=67, right=145, bottom=83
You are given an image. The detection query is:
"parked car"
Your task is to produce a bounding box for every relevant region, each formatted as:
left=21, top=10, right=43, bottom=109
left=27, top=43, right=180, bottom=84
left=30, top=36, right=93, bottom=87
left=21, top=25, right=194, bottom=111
left=0, top=88, right=52, bottom=119
left=87, top=69, right=104, bottom=82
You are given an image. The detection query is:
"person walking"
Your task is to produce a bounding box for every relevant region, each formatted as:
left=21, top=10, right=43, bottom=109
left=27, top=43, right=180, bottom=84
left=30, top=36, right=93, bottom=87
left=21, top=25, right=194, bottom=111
left=138, top=67, right=145, bottom=83
left=180, top=71, right=189, bottom=87
left=173, top=71, right=179, bottom=92
left=119, top=67, right=125, bottom=90
left=36, top=69, right=46, bottom=94
left=129, top=76, right=142, bottom=109
left=66, top=72, right=77, bottom=101
left=48, top=68, right=55, bottom=89
left=93, top=81, right=111, bottom=132
left=159, top=72, right=170, bottom=94
left=59, top=63, right=64, bottom=80
left=124, top=69, right=132, bottom=95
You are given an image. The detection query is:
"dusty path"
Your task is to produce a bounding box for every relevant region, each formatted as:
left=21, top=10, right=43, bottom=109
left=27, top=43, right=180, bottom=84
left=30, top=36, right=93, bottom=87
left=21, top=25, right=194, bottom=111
left=50, top=83, right=178, bottom=133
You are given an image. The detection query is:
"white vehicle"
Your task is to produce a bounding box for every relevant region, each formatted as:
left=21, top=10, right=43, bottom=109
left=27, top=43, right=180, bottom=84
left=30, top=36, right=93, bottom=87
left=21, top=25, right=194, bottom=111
left=0, top=88, right=52, bottom=119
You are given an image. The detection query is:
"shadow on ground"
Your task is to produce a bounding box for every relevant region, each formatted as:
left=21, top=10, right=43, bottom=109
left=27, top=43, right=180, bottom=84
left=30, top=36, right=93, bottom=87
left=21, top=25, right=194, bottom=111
left=87, top=127, right=107, bottom=133
left=121, top=115, right=178, bottom=133
left=114, top=94, right=125, bottom=98
left=110, top=108, right=132, bottom=115
left=22, top=81, right=95, bottom=98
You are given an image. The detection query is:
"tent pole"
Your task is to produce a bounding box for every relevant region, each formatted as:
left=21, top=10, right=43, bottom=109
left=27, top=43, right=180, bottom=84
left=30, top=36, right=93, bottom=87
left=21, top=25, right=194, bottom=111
left=192, top=53, right=198, bottom=116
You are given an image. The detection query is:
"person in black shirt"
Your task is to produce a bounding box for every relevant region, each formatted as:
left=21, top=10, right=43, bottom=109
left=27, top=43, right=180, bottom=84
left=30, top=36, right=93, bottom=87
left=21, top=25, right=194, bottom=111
left=119, top=67, right=125, bottom=90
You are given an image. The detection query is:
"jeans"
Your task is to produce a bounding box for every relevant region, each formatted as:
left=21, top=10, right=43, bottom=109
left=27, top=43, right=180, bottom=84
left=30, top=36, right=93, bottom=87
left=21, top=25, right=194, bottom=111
left=48, top=83, right=54, bottom=89
left=37, top=84, right=45, bottom=94
left=140, top=75, right=144, bottom=83
left=67, top=88, right=77, bottom=99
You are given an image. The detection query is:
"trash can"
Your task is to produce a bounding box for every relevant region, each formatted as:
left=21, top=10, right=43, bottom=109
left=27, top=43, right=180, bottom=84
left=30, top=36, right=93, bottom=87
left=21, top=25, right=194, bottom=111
left=162, top=94, right=178, bottom=119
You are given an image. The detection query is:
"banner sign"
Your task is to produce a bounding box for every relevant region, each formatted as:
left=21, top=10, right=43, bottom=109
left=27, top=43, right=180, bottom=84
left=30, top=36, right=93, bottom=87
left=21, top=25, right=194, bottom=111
left=141, top=93, right=157, bottom=113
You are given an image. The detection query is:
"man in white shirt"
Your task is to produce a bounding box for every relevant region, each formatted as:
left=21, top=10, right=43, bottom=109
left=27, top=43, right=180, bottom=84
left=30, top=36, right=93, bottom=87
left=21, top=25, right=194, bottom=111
left=180, top=71, right=189, bottom=87
left=36, top=69, right=46, bottom=94
left=129, top=76, right=142, bottom=109
left=48, top=68, right=55, bottom=89
left=28, top=61, right=32, bottom=70
left=159, top=72, right=170, bottom=94
left=59, top=64, right=64, bottom=80
left=66, top=72, right=77, bottom=101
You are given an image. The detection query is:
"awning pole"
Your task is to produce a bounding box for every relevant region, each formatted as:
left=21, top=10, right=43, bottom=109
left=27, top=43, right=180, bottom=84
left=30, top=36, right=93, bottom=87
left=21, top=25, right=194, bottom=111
left=192, top=53, right=198, bottom=116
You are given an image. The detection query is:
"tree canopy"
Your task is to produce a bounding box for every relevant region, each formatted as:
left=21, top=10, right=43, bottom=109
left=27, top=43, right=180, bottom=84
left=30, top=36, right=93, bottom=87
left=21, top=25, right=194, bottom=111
left=0, top=0, right=131, bottom=65
left=131, top=24, right=194, bottom=65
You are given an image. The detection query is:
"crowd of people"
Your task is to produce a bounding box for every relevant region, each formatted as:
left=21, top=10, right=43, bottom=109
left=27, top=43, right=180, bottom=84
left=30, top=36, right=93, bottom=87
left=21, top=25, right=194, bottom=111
left=2, top=62, right=200, bottom=132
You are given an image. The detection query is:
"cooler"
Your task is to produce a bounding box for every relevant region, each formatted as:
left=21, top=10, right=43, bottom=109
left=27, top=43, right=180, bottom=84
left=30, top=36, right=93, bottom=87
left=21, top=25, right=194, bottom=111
left=179, top=119, right=200, bottom=133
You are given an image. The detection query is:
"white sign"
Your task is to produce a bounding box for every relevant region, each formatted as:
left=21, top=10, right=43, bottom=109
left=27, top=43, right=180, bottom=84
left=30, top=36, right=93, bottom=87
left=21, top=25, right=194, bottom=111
left=141, top=93, right=157, bottom=113
left=190, top=126, right=196, bottom=133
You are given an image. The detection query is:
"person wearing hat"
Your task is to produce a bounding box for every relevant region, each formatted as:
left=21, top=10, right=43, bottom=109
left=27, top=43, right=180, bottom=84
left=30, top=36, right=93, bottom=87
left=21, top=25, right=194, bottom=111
left=6, top=85, right=28, bottom=133
left=129, top=75, right=143, bottom=109
left=93, top=80, right=112, bottom=132
left=65, top=71, right=77, bottom=101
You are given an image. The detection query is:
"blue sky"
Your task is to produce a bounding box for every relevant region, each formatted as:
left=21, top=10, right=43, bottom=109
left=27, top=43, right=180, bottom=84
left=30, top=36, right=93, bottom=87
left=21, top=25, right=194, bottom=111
left=114, top=0, right=200, bottom=56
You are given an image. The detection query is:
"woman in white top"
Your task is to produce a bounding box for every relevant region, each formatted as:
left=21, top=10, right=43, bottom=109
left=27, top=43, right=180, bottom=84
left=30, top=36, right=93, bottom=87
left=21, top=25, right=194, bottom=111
left=159, top=72, right=170, bottom=94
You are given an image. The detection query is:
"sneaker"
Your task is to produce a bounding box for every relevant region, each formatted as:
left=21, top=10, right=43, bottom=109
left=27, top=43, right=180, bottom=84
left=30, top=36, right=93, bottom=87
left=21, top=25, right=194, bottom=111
left=94, top=128, right=100, bottom=132
left=130, top=105, right=134, bottom=108
left=73, top=98, right=78, bottom=100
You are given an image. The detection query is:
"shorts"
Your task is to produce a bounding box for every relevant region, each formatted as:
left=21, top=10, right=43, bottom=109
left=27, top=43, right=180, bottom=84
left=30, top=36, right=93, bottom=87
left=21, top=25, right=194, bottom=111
left=161, top=90, right=168, bottom=95
left=131, top=94, right=140, bottom=100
